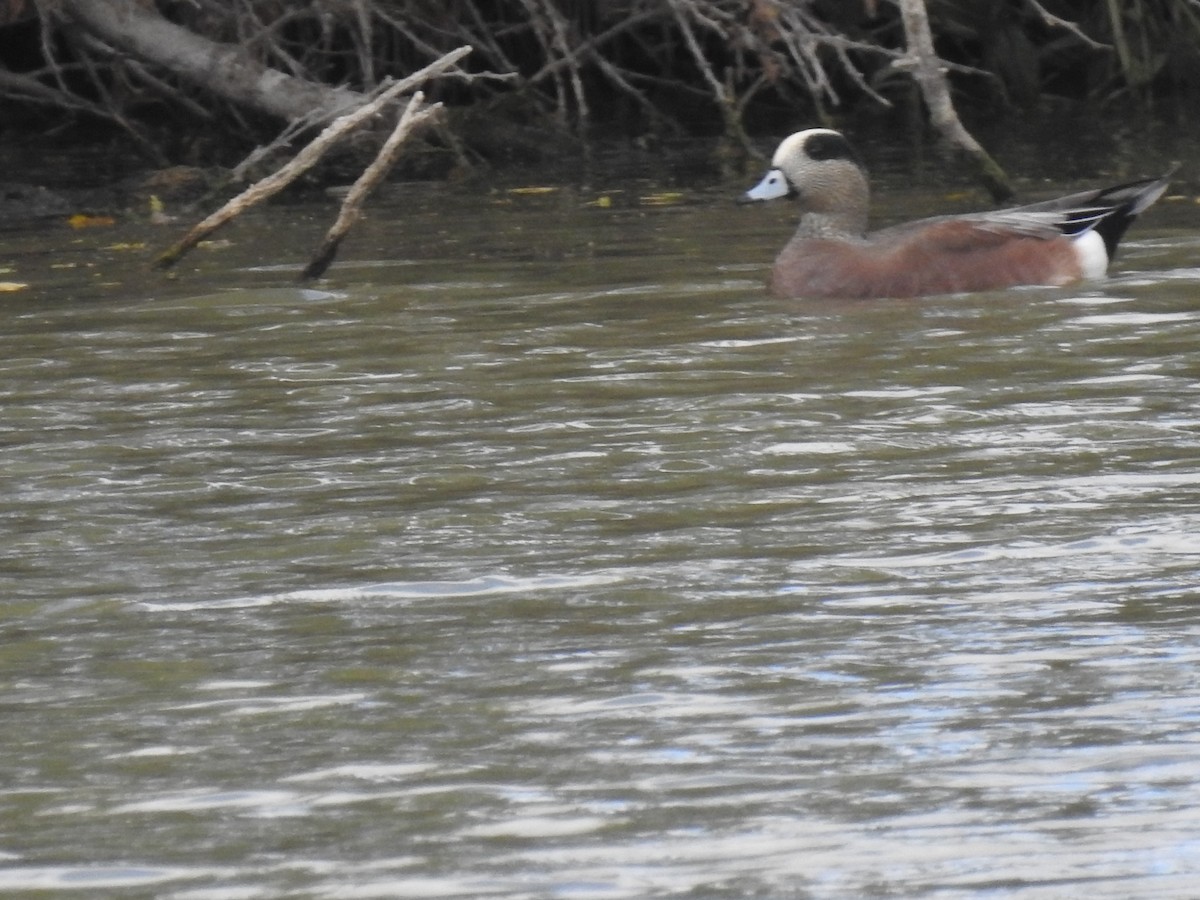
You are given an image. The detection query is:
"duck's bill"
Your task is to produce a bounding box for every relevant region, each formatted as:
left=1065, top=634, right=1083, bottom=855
left=742, top=168, right=791, bottom=202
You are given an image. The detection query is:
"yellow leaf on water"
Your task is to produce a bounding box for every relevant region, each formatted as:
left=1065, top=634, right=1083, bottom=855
left=639, top=192, right=685, bottom=206
left=148, top=194, right=176, bottom=224
left=588, top=195, right=613, bottom=208
left=0, top=281, right=29, bottom=292
left=68, top=214, right=116, bottom=229
left=507, top=186, right=559, bottom=195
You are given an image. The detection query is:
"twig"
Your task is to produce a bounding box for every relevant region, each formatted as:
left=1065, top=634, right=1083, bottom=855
left=592, top=55, right=682, bottom=135
left=544, top=0, right=590, bottom=132
left=301, top=91, right=442, bottom=281
left=1023, top=0, right=1110, bottom=50
left=668, top=0, right=755, bottom=162
left=352, top=0, right=376, bottom=88
left=70, top=32, right=168, bottom=164
left=517, top=0, right=569, bottom=129
left=155, top=45, right=471, bottom=269
left=523, top=8, right=660, bottom=88
left=229, top=108, right=328, bottom=183
left=894, top=0, right=1012, bottom=201
left=1103, top=0, right=1137, bottom=88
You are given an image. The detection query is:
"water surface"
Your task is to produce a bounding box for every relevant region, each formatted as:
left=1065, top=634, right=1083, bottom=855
left=2, top=167, right=1200, bottom=897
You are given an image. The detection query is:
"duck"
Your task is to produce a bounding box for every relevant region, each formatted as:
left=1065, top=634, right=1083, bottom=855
left=742, top=128, right=1171, bottom=299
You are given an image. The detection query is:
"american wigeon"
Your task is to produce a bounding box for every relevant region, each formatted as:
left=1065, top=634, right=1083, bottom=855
left=743, top=128, right=1171, bottom=299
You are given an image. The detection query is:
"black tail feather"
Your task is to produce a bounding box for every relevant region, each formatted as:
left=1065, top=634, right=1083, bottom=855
left=1048, top=170, right=1175, bottom=259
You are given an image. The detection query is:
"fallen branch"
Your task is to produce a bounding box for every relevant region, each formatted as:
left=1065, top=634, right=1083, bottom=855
left=669, top=0, right=756, bottom=169
left=59, top=0, right=364, bottom=121
left=894, top=0, right=1013, bottom=202
left=154, top=45, right=471, bottom=270
left=301, top=91, right=442, bottom=281
left=1023, top=0, right=1111, bottom=50
left=229, top=108, right=331, bottom=184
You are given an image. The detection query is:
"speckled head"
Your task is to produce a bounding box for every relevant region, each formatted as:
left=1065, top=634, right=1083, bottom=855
left=745, top=129, right=871, bottom=235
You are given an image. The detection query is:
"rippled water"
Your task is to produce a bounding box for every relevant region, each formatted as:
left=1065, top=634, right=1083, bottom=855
left=3, top=171, right=1200, bottom=898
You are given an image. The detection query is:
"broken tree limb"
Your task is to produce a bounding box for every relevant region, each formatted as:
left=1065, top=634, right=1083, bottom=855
left=301, top=91, right=443, bottom=281
left=58, top=0, right=364, bottom=122
left=154, top=46, right=471, bottom=270
left=668, top=0, right=756, bottom=173
left=894, top=0, right=1014, bottom=202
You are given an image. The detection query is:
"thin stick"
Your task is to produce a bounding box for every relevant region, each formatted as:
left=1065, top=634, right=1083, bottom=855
left=1023, top=0, right=1110, bottom=50
left=154, top=45, right=471, bottom=270
left=301, top=91, right=442, bottom=281
left=669, top=0, right=745, bottom=153
left=895, top=0, right=1013, bottom=202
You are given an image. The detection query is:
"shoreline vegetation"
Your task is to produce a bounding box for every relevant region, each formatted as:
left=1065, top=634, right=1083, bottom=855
left=2, top=1, right=1197, bottom=173
left=1, top=1, right=1195, bottom=275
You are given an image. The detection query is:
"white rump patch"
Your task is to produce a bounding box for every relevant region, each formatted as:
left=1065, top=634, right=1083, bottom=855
left=1072, top=229, right=1109, bottom=280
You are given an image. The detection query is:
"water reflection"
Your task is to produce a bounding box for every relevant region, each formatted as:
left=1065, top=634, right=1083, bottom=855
left=2, top=181, right=1200, bottom=897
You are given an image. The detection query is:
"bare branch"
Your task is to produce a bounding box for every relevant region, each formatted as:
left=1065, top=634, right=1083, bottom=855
left=155, top=46, right=472, bottom=269
left=302, top=91, right=443, bottom=280
left=1023, top=0, right=1111, bottom=51
left=893, top=0, right=1013, bottom=201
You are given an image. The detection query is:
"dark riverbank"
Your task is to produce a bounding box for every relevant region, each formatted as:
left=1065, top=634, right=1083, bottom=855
left=3, top=1, right=1199, bottom=185
left=2, top=100, right=1194, bottom=233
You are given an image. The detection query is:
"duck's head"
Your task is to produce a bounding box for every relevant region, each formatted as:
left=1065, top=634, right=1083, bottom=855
left=743, top=129, right=870, bottom=235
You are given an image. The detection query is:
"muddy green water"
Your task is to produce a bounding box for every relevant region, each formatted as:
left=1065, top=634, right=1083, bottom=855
left=2, top=168, right=1200, bottom=898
